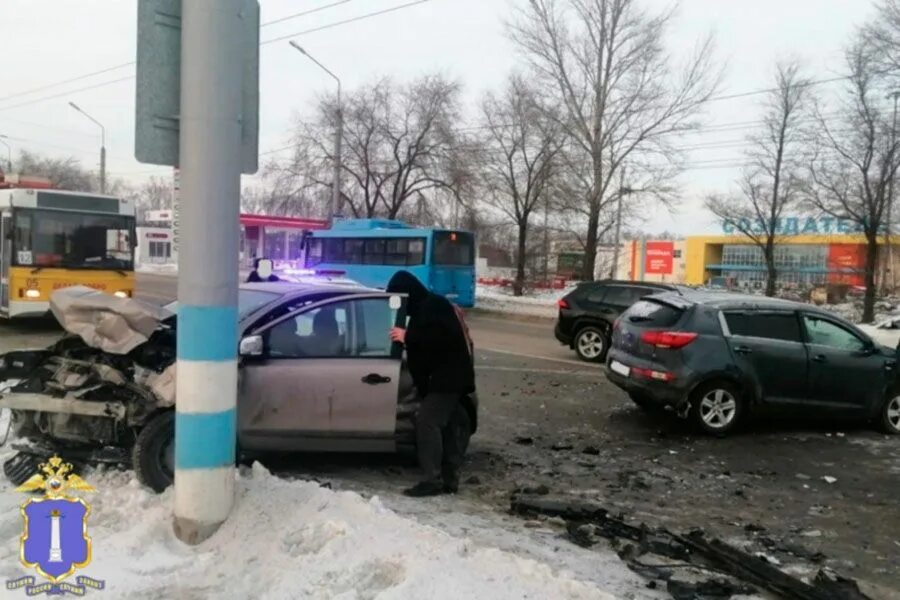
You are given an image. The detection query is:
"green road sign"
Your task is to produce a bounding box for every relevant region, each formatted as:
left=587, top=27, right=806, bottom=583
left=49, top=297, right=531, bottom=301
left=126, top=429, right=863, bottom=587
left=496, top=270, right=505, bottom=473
left=135, top=0, right=259, bottom=174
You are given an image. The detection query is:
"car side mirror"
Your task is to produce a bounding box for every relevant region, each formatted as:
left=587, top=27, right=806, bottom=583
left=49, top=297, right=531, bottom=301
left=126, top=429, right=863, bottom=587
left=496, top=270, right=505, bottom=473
left=239, top=335, right=264, bottom=357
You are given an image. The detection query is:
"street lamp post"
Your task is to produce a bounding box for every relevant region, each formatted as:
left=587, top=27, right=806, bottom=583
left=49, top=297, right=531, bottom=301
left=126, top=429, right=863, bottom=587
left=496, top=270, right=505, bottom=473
left=0, top=135, right=11, bottom=172
left=289, top=41, right=343, bottom=222
left=68, top=102, right=106, bottom=194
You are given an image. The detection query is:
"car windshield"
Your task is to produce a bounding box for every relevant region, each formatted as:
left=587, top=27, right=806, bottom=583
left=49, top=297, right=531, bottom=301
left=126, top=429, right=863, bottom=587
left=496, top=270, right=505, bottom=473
left=13, top=208, right=135, bottom=270
left=164, top=289, right=282, bottom=318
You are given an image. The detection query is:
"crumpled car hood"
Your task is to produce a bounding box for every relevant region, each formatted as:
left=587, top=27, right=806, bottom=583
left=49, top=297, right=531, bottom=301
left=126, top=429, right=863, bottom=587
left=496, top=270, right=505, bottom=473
left=50, top=286, right=174, bottom=355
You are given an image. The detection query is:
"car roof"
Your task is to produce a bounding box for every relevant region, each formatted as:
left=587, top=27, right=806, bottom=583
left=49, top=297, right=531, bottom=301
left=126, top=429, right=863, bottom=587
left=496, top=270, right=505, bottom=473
left=648, top=289, right=836, bottom=316
left=579, top=279, right=679, bottom=290
left=239, top=281, right=379, bottom=296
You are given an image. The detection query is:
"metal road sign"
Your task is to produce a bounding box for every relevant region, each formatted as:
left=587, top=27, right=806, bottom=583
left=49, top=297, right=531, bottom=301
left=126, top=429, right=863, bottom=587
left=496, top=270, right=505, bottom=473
left=134, top=0, right=260, bottom=174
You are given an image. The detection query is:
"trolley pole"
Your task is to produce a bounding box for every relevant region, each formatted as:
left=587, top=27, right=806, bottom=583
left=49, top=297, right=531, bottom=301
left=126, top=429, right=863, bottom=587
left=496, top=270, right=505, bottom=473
left=173, top=0, right=243, bottom=544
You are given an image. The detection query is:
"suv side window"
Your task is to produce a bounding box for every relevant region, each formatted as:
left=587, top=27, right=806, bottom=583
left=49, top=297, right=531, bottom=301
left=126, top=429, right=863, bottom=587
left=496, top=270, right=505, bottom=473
left=724, top=311, right=802, bottom=343
left=602, top=285, right=649, bottom=307
left=585, top=285, right=607, bottom=303
left=802, top=315, right=867, bottom=351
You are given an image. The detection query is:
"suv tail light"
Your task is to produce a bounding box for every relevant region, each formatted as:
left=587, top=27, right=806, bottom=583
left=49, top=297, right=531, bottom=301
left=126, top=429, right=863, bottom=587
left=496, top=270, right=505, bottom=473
left=640, top=330, right=698, bottom=349
left=557, top=298, right=570, bottom=309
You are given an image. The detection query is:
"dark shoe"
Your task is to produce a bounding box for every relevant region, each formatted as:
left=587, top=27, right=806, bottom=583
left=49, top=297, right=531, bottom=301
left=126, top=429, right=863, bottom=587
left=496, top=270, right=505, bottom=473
left=442, top=470, right=460, bottom=494
left=403, top=480, right=445, bottom=497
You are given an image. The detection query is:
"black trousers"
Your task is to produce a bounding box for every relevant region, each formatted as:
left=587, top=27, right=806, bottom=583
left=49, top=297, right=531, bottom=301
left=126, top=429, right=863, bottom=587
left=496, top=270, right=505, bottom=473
left=416, top=392, right=465, bottom=482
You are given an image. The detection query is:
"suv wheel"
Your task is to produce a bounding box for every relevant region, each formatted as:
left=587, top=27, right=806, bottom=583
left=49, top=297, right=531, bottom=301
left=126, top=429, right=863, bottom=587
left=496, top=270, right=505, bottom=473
left=691, top=382, right=744, bottom=436
left=575, top=326, right=608, bottom=362
left=132, top=411, right=175, bottom=493
left=877, top=394, right=900, bottom=435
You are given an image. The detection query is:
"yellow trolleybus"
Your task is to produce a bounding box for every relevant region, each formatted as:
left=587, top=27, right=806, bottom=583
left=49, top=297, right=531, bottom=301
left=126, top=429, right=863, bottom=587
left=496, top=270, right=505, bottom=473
left=0, top=185, right=136, bottom=318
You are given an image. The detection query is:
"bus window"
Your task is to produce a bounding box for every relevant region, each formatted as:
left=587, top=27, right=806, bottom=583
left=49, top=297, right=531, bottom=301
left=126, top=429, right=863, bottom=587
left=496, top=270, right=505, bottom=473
left=363, top=239, right=385, bottom=264
left=13, top=209, right=134, bottom=270
left=345, top=239, right=364, bottom=263
left=433, top=232, right=474, bottom=266
left=324, top=238, right=344, bottom=263
left=385, top=239, right=408, bottom=266
left=408, top=239, right=425, bottom=265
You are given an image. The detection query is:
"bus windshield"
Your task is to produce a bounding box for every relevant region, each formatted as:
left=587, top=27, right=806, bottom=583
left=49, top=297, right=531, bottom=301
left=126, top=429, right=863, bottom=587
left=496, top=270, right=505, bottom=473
left=12, top=208, right=135, bottom=270
left=432, top=231, right=474, bottom=266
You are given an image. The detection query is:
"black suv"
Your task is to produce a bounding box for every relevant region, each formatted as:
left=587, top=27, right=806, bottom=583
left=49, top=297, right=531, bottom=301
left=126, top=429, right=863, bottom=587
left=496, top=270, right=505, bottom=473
left=555, top=280, right=680, bottom=362
left=605, top=290, right=900, bottom=436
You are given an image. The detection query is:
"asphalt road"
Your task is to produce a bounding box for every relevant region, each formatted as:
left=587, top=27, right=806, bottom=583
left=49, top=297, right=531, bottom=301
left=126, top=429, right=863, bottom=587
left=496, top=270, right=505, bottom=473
left=0, top=273, right=897, bottom=595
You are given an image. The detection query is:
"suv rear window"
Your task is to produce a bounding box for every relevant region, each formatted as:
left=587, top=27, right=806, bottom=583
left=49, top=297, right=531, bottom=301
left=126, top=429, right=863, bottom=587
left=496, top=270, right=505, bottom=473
left=622, top=300, right=683, bottom=327
left=724, top=312, right=801, bottom=342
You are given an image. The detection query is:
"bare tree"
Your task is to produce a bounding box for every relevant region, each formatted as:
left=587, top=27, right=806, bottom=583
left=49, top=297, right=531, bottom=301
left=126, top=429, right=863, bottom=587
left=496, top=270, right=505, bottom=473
left=806, top=38, right=900, bottom=322
left=865, top=0, right=900, bottom=76
left=706, top=61, right=810, bottom=296
left=14, top=150, right=96, bottom=192
left=508, top=0, right=721, bottom=280
left=284, top=75, right=463, bottom=219
left=480, top=75, right=562, bottom=295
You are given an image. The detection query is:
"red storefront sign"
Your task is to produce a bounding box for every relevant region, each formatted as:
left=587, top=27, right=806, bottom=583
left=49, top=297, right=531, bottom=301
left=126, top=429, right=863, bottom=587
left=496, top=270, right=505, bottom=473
left=827, top=244, right=865, bottom=285
left=645, top=241, right=674, bottom=275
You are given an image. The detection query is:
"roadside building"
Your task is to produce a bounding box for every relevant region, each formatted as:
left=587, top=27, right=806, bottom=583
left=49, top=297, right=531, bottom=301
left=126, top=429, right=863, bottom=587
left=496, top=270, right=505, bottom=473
left=614, top=216, right=900, bottom=293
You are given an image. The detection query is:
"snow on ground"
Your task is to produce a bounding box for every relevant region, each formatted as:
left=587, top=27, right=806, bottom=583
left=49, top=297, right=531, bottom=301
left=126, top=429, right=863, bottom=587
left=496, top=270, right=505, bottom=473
left=136, top=263, right=178, bottom=275
left=475, top=285, right=564, bottom=318
left=0, top=450, right=645, bottom=599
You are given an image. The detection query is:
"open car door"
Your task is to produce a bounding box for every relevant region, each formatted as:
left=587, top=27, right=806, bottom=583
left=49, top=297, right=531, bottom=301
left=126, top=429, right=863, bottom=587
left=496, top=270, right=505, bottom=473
left=237, top=293, right=406, bottom=453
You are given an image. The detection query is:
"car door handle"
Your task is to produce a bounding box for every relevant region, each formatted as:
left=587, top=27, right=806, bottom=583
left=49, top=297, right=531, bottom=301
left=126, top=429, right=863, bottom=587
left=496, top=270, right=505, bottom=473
left=733, top=345, right=753, bottom=355
left=362, top=373, right=392, bottom=385
left=812, top=354, right=827, bottom=363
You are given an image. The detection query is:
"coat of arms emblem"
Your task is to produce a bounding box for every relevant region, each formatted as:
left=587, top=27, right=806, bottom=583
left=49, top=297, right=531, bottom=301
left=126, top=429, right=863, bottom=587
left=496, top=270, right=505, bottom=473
left=6, top=456, right=105, bottom=596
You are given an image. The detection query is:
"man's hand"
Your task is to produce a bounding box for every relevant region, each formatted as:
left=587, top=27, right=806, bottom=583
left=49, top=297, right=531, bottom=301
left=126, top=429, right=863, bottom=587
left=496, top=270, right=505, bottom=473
left=390, top=327, right=407, bottom=344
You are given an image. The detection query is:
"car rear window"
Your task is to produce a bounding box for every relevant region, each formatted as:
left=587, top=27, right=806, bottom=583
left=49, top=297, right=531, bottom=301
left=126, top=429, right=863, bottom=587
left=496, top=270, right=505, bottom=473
left=623, top=300, right=683, bottom=327
left=724, top=312, right=801, bottom=342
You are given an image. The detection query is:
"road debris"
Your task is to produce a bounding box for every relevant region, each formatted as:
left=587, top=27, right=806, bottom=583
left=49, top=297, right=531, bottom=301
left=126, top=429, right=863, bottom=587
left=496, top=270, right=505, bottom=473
left=510, top=494, right=872, bottom=600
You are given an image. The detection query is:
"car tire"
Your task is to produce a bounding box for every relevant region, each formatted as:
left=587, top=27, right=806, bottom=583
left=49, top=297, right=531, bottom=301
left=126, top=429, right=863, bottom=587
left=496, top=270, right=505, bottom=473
left=628, top=392, right=659, bottom=413
left=132, top=411, right=175, bottom=493
left=574, top=326, right=608, bottom=363
left=877, top=393, right=900, bottom=435
left=689, top=381, right=744, bottom=436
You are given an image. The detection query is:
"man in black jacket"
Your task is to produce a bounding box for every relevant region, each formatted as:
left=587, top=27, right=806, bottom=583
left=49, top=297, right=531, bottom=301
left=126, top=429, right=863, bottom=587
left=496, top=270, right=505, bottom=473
left=387, top=270, right=475, bottom=497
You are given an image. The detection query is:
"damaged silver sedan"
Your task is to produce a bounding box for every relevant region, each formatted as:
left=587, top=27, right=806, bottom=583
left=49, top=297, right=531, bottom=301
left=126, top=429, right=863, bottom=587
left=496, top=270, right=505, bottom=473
left=0, top=284, right=477, bottom=492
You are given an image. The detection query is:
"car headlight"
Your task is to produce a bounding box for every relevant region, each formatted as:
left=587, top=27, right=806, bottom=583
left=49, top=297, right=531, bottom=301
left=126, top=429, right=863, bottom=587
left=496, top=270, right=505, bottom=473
left=114, top=290, right=130, bottom=299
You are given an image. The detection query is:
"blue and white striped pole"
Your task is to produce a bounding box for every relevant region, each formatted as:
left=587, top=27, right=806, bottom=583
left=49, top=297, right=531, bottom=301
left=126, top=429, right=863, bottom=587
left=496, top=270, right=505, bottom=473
left=173, top=0, right=243, bottom=544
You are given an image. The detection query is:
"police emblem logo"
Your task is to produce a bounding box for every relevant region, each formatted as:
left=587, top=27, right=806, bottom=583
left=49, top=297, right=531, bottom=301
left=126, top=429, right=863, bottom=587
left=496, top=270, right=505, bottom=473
left=6, top=456, right=105, bottom=596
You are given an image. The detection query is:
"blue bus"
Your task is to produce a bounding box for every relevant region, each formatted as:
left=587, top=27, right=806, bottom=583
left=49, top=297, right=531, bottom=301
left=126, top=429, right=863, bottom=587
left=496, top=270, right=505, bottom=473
left=301, top=219, right=476, bottom=307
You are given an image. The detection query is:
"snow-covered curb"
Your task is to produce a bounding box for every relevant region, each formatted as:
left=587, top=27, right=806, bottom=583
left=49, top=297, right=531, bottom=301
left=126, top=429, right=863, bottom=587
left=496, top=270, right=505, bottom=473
left=0, top=461, right=622, bottom=599
left=136, top=263, right=178, bottom=275
left=475, top=285, right=563, bottom=319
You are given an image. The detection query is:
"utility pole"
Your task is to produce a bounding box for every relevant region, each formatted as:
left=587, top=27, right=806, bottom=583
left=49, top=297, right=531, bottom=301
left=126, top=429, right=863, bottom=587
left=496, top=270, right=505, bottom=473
left=290, top=42, right=342, bottom=222
left=69, top=102, right=106, bottom=193
left=610, top=166, right=630, bottom=279
left=0, top=135, right=11, bottom=172
left=173, top=0, right=244, bottom=544
left=886, top=90, right=900, bottom=295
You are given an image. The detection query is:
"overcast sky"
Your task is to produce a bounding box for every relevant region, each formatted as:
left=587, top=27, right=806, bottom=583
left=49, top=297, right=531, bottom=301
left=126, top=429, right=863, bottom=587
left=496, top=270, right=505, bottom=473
left=0, top=0, right=879, bottom=234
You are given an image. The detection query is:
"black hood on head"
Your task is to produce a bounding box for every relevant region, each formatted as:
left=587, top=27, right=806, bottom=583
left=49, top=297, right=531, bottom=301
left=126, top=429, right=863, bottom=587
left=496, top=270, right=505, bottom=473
left=386, top=270, right=428, bottom=314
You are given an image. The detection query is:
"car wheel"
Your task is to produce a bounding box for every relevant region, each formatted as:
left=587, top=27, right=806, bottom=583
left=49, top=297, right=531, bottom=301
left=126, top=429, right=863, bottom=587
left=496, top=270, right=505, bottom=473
left=690, top=381, right=744, bottom=436
left=877, top=394, right=900, bottom=435
left=575, top=326, right=608, bottom=362
left=132, top=411, right=175, bottom=493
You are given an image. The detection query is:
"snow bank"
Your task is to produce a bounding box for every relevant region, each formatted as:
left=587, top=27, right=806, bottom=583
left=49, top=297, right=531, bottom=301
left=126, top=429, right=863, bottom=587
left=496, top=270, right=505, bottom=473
left=476, top=285, right=565, bottom=318
left=136, top=263, right=178, bottom=275
left=0, top=462, right=618, bottom=599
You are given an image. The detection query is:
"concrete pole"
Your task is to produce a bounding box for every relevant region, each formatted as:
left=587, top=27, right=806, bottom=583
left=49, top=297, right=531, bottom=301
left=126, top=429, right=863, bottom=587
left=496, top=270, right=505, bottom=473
left=610, top=166, right=627, bottom=279
left=100, top=144, right=106, bottom=194
left=173, top=0, right=244, bottom=544
left=886, top=91, right=900, bottom=294
left=0, top=136, right=11, bottom=172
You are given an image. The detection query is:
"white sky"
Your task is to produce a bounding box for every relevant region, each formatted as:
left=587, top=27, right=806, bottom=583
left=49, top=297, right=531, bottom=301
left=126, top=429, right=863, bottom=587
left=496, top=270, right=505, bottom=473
left=0, top=0, right=878, bottom=235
